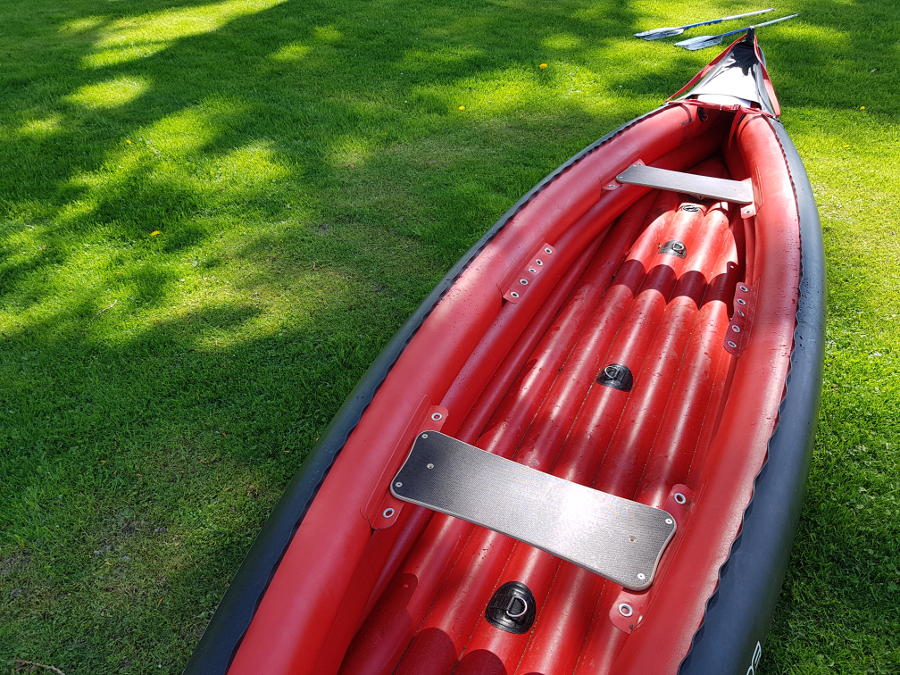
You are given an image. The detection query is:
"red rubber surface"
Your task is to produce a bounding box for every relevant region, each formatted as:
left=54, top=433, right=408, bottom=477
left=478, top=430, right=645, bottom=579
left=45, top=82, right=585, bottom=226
left=226, top=102, right=801, bottom=674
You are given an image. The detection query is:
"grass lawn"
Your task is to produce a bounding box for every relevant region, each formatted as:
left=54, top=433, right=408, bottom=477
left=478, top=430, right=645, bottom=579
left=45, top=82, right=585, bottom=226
left=1, top=0, right=896, bottom=672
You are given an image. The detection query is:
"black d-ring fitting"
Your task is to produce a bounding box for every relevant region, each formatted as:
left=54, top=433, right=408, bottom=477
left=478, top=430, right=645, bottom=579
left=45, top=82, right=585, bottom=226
left=486, top=581, right=536, bottom=634
left=598, top=363, right=633, bottom=391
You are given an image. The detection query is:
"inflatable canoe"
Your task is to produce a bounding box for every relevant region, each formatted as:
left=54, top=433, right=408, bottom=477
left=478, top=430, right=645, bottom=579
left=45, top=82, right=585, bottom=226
left=189, top=32, right=824, bottom=674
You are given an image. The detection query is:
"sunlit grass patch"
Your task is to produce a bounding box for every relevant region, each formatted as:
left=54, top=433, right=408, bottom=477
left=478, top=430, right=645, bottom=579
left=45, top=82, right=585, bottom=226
left=141, top=98, right=246, bottom=156
left=18, top=114, right=63, bottom=137
left=93, top=0, right=287, bottom=50
left=312, top=24, right=342, bottom=43
left=79, top=0, right=287, bottom=68
left=211, top=141, right=290, bottom=188
left=327, top=135, right=376, bottom=169
left=82, top=42, right=171, bottom=69
left=65, top=75, right=149, bottom=109
left=541, top=32, right=584, bottom=50
left=59, top=15, right=107, bottom=33
left=270, top=42, right=312, bottom=62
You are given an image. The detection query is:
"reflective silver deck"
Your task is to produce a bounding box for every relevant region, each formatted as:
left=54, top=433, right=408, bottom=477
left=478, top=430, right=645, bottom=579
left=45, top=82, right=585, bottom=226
left=391, top=432, right=676, bottom=591
left=617, top=163, right=753, bottom=204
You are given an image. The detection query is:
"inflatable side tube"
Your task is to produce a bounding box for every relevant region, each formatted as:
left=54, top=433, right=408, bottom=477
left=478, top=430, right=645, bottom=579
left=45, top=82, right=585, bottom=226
left=679, top=117, right=825, bottom=674
left=185, top=107, right=666, bottom=675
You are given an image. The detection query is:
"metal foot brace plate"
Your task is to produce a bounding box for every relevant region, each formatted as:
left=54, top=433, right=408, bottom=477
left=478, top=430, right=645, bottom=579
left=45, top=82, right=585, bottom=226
left=391, top=432, right=676, bottom=590
left=617, top=163, right=754, bottom=204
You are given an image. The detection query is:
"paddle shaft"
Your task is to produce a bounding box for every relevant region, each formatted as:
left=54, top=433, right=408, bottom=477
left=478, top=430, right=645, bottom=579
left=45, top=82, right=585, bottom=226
left=681, top=7, right=773, bottom=30
left=635, top=8, right=773, bottom=39
left=675, top=14, right=799, bottom=49
left=716, top=13, right=799, bottom=40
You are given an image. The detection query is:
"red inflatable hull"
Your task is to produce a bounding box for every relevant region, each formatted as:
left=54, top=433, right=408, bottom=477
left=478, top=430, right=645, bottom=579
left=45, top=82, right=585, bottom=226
left=189, top=34, right=823, bottom=675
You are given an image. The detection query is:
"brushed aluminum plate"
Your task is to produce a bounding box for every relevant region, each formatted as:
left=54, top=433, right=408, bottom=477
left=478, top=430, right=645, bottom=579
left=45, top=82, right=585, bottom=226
left=617, top=163, right=753, bottom=204
left=391, top=432, right=676, bottom=590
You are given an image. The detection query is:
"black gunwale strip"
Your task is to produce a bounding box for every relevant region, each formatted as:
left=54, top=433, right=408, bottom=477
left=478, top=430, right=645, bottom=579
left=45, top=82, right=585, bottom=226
left=679, top=117, right=825, bottom=673
left=185, top=105, right=671, bottom=674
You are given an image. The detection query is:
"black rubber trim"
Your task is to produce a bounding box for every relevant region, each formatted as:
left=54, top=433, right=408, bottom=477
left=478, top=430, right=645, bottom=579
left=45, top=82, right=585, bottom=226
left=185, top=105, right=671, bottom=674
left=679, top=118, right=825, bottom=673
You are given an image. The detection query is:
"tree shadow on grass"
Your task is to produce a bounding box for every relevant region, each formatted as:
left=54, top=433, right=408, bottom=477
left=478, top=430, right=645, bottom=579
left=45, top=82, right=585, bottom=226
left=1, top=0, right=650, bottom=670
left=1, top=0, right=895, bottom=671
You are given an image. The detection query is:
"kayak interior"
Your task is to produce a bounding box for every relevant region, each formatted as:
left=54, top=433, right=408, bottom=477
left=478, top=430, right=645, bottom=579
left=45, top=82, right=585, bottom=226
left=346, top=121, right=752, bottom=674
left=214, top=97, right=805, bottom=674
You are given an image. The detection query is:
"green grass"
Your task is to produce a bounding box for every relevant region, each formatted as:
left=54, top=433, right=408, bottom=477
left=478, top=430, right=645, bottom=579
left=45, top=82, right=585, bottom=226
left=0, top=0, right=896, bottom=672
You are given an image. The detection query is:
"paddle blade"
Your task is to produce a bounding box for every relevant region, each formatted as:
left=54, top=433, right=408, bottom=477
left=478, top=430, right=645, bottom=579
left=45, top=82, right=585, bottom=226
left=674, top=34, right=722, bottom=50
left=633, top=26, right=684, bottom=40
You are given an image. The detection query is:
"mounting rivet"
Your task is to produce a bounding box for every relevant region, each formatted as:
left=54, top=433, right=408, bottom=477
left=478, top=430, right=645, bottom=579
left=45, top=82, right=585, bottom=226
left=671, top=241, right=685, bottom=253
left=738, top=310, right=746, bottom=317
left=674, top=493, right=687, bottom=505
left=618, top=603, right=634, bottom=617
left=544, top=247, right=553, bottom=254
left=510, top=291, right=520, bottom=298
left=664, top=518, right=673, bottom=525
left=738, top=284, right=749, bottom=293
left=528, top=267, right=537, bottom=273
left=637, top=573, right=647, bottom=581
left=519, top=278, right=529, bottom=286
left=421, top=433, right=428, bottom=439
left=731, top=325, right=741, bottom=333
left=431, top=412, right=443, bottom=421
left=426, top=463, right=434, bottom=470
left=394, top=481, right=403, bottom=488
left=737, top=298, right=747, bottom=306
left=535, top=259, right=544, bottom=266
left=382, top=507, right=395, bottom=518
left=726, top=340, right=738, bottom=348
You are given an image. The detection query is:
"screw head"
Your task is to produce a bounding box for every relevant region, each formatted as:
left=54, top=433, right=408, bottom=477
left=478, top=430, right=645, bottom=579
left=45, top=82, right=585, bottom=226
left=426, top=463, right=434, bottom=470
left=431, top=412, right=443, bottom=421
left=618, top=603, right=634, bottom=617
